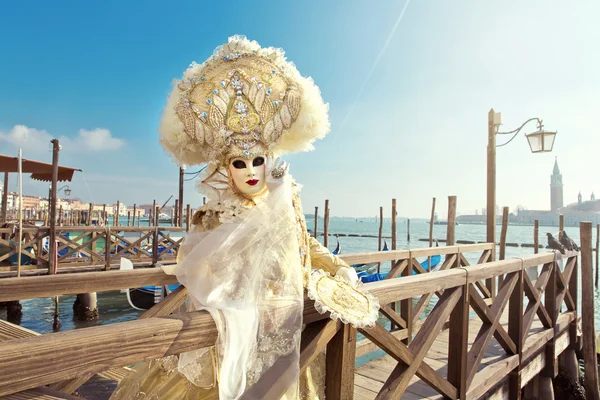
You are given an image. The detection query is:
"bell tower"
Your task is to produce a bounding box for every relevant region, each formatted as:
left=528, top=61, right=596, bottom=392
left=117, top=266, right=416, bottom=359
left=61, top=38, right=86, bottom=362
left=550, top=157, right=563, bottom=211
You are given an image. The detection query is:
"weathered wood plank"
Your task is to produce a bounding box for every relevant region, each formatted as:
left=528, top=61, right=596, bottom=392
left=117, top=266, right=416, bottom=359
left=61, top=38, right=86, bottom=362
left=0, top=311, right=218, bottom=397
left=447, top=284, right=468, bottom=399
left=1, top=386, right=82, bottom=400
left=326, top=323, right=356, bottom=400
left=0, top=269, right=179, bottom=302
left=373, top=288, right=461, bottom=399
left=367, top=268, right=467, bottom=305
left=466, top=272, right=518, bottom=387
left=466, top=354, right=518, bottom=400
left=468, top=285, right=516, bottom=355
left=580, top=222, right=599, bottom=400
left=300, top=319, right=340, bottom=373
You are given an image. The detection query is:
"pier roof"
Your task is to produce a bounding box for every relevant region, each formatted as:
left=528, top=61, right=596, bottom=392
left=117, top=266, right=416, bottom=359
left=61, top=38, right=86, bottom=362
left=0, top=154, right=81, bottom=182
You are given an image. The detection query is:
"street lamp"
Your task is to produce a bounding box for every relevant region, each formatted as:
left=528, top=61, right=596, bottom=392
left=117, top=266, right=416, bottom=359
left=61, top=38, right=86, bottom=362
left=487, top=109, right=557, bottom=261
left=51, top=184, right=72, bottom=197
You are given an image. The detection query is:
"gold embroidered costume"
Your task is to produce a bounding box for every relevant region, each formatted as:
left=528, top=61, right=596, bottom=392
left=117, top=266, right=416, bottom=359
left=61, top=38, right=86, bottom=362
left=110, top=35, right=378, bottom=400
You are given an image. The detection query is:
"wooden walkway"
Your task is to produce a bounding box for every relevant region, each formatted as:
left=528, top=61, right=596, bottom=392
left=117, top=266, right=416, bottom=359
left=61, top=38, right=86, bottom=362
left=0, top=243, right=587, bottom=400
left=354, top=308, right=576, bottom=399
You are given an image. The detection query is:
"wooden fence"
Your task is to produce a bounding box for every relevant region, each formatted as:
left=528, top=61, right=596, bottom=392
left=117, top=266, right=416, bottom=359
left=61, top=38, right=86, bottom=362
left=0, top=238, right=591, bottom=399
left=0, top=226, right=185, bottom=276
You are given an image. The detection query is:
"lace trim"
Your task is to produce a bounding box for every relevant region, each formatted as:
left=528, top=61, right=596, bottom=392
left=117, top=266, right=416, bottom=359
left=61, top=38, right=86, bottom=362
left=306, top=269, right=380, bottom=329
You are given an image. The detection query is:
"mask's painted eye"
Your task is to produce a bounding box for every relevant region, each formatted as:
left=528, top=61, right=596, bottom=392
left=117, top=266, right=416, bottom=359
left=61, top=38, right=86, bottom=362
left=253, top=157, right=265, bottom=167
left=232, top=160, right=246, bottom=169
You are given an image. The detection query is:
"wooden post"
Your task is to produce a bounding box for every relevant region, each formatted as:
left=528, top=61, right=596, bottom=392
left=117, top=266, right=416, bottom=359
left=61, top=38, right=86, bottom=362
left=58, top=206, right=63, bottom=226
left=499, top=207, right=509, bottom=260
left=580, top=221, right=599, bottom=400
left=487, top=108, right=497, bottom=261
left=155, top=206, right=159, bottom=226
left=1, top=172, right=7, bottom=223
left=152, top=225, right=159, bottom=266
left=178, top=167, right=184, bottom=228
left=568, top=248, right=579, bottom=355
left=115, top=201, right=120, bottom=227
left=594, top=224, right=600, bottom=289
left=127, top=211, right=131, bottom=227
left=407, top=218, right=410, bottom=242
left=378, top=206, right=383, bottom=274
left=186, top=204, right=191, bottom=232
left=48, top=139, right=60, bottom=275
left=323, top=199, right=329, bottom=248
left=314, top=206, right=318, bottom=239
left=448, top=284, right=469, bottom=399
left=392, top=198, right=401, bottom=333
left=151, top=200, right=156, bottom=227
left=559, top=214, right=564, bottom=240
left=378, top=207, right=383, bottom=251
left=446, top=196, right=456, bottom=246
left=86, top=203, right=92, bottom=226
left=174, top=199, right=179, bottom=227
left=132, top=204, right=137, bottom=227
left=534, top=220, right=539, bottom=254
left=428, top=197, right=436, bottom=270
left=391, top=199, right=397, bottom=251
left=544, top=255, right=558, bottom=379
left=104, top=227, right=111, bottom=271
left=325, top=324, right=356, bottom=399
left=508, top=262, right=524, bottom=399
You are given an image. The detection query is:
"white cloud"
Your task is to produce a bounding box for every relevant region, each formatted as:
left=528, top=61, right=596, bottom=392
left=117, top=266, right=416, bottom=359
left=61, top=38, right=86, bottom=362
left=72, top=128, right=125, bottom=151
left=0, top=125, right=125, bottom=153
left=0, top=125, right=53, bottom=152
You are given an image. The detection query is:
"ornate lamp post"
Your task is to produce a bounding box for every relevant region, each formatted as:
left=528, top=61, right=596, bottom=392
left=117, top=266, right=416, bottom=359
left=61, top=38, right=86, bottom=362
left=487, top=109, right=557, bottom=260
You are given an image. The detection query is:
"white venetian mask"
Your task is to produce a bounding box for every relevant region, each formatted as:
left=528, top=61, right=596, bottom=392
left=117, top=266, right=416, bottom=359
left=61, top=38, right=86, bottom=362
left=228, top=155, right=267, bottom=198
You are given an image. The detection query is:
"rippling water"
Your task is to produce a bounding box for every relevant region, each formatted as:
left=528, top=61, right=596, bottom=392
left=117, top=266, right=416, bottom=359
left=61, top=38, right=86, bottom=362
left=5, top=219, right=598, bottom=337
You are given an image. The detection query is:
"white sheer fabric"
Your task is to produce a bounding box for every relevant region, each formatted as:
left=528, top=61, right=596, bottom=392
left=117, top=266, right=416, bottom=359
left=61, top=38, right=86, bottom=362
left=164, top=175, right=303, bottom=400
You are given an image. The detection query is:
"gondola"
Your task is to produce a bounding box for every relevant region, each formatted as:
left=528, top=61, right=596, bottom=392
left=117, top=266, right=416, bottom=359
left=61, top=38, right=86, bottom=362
left=332, top=235, right=341, bottom=255
left=119, top=258, right=180, bottom=310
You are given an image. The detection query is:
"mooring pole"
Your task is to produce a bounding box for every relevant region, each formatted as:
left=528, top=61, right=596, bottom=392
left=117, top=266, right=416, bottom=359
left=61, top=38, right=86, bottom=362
left=49, top=139, right=60, bottom=275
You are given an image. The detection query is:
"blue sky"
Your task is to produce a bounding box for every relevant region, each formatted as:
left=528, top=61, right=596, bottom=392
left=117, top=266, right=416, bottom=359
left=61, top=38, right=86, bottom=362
left=1, top=0, right=599, bottom=218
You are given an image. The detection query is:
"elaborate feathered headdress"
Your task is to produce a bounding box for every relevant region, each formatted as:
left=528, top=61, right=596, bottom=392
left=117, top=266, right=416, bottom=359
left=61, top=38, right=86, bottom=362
left=159, top=35, right=330, bottom=167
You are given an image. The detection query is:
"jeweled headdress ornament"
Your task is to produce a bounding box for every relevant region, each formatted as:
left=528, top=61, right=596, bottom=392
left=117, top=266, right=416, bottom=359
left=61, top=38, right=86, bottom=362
left=159, top=35, right=331, bottom=168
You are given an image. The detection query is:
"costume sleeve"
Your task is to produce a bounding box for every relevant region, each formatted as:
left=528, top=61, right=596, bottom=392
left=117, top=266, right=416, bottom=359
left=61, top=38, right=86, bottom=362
left=176, top=224, right=207, bottom=265
left=308, top=236, right=348, bottom=275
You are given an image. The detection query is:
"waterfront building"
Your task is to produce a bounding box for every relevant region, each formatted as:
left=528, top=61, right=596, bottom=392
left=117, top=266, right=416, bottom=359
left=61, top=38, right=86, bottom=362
left=550, top=157, right=564, bottom=211
left=458, top=158, right=600, bottom=227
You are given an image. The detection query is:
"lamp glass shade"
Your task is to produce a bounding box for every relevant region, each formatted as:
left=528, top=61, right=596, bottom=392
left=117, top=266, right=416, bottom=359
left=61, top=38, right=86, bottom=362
left=542, top=131, right=556, bottom=152
left=526, top=130, right=556, bottom=153
left=526, top=132, right=542, bottom=152
left=64, top=188, right=72, bottom=196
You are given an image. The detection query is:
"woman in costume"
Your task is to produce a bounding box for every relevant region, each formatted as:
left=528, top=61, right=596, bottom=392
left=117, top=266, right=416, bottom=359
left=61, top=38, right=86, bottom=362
left=110, top=36, right=378, bottom=400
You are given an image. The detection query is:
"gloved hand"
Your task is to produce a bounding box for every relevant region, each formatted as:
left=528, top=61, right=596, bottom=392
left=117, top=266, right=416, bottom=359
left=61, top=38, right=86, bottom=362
left=335, top=266, right=359, bottom=286
left=265, top=156, right=289, bottom=193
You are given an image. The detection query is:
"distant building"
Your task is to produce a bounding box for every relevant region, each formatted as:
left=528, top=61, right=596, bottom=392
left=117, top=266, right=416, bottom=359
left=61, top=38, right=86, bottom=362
left=550, top=157, right=563, bottom=211
left=9, top=192, right=42, bottom=210
left=458, top=157, right=600, bottom=227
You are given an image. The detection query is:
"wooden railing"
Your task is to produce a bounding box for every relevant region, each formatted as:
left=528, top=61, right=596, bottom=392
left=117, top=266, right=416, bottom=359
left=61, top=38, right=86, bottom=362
left=0, top=243, right=585, bottom=399
left=343, top=243, right=495, bottom=357
left=0, top=226, right=185, bottom=275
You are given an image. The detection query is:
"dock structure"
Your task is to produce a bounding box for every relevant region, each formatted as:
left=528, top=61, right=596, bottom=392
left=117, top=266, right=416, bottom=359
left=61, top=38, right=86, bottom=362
left=0, top=236, right=592, bottom=399
left=0, top=225, right=185, bottom=277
